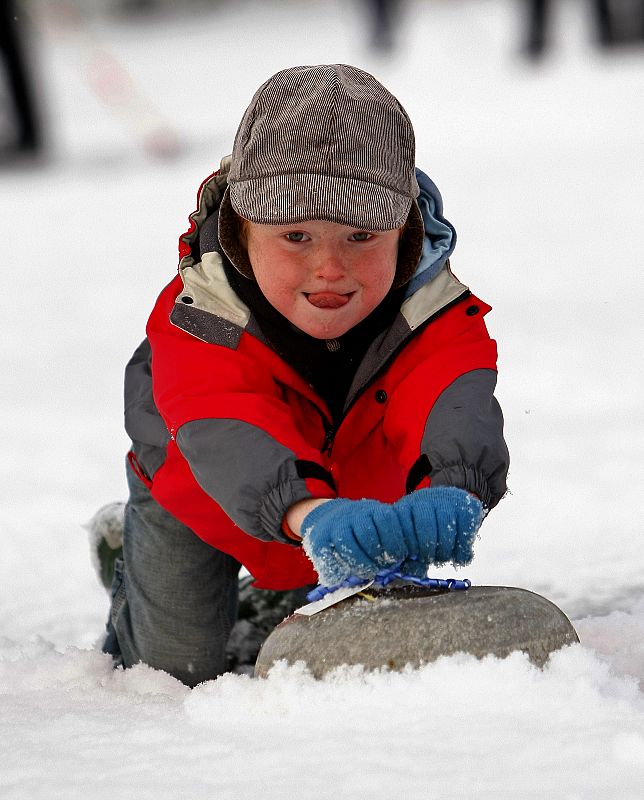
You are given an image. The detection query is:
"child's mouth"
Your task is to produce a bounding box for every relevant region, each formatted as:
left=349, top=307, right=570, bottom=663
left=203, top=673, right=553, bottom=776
left=305, top=292, right=353, bottom=309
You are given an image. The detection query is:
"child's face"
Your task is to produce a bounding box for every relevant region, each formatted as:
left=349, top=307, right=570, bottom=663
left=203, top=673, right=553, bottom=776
left=244, top=220, right=401, bottom=339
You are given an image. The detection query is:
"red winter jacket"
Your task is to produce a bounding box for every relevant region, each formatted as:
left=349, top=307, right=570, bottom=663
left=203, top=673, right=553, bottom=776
left=124, top=167, right=509, bottom=589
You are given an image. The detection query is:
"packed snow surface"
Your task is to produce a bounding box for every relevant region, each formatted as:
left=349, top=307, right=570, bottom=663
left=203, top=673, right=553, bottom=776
left=1, top=1, right=643, bottom=797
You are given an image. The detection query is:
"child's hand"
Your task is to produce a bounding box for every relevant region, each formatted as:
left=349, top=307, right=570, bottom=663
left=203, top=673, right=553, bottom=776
left=392, top=486, right=483, bottom=576
left=300, top=487, right=483, bottom=587
left=301, top=498, right=405, bottom=587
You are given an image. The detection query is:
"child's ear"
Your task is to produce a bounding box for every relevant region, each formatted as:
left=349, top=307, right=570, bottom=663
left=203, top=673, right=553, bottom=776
left=218, top=188, right=255, bottom=279
left=392, top=201, right=424, bottom=288
left=237, top=215, right=249, bottom=248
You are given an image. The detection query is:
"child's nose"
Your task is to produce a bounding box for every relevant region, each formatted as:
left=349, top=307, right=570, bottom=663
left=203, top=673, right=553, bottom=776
left=312, top=249, right=347, bottom=281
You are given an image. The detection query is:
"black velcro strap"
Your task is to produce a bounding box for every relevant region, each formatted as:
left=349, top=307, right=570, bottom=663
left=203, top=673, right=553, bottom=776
left=295, top=460, right=337, bottom=493
left=405, top=454, right=432, bottom=494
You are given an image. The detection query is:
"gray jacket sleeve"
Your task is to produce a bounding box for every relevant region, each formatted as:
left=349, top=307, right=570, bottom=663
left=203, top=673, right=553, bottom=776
left=412, top=368, right=509, bottom=510
left=124, top=339, right=170, bottom=479
left=124, top=341, right=336, bottom=544
left=176, top=419, right=334, bottom=545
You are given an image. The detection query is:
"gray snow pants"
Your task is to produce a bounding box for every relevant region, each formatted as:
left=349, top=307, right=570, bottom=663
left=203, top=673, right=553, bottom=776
left=103, top=459, right=241, bottom=687
left=103, top=459, right=313, bottom=686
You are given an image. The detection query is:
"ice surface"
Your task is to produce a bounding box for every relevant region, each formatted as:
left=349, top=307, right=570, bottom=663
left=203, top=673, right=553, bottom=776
left=1, top=1, right=643, bottom=797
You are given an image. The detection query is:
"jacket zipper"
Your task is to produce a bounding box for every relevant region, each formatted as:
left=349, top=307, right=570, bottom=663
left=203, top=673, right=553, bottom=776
left=320, top=418, right=336, bottom=456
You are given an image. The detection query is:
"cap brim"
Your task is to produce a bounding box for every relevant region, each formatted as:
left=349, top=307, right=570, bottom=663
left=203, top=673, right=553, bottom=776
left=228, top=173, right=416, bottom=231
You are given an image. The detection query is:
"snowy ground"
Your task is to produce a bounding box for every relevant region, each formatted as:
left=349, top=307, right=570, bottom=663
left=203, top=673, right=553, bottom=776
left=1, top=1, right=643, bottom=797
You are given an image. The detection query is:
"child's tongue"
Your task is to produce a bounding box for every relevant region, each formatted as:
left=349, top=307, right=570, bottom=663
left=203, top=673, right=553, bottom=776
left=307, top=292, right=350, bottom=309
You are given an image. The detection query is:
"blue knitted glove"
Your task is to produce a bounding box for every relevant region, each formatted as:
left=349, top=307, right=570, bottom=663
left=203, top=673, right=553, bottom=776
left=301, top=498, right=406, bottom=587
left=393, top=486, right=484, bottom=577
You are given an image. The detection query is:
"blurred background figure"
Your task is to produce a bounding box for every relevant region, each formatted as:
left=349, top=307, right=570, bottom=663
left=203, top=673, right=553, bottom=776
left=524, top=0, right=549, bottom=56
left=523, top=0, right=644, bottom=59
left=363, top=0, right=402, bottom=52
left=0, top=0, right=42, bottom=161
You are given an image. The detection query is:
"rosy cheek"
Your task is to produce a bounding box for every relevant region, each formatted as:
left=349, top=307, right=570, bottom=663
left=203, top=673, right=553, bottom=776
left=275, top=280, right=300, bottom=299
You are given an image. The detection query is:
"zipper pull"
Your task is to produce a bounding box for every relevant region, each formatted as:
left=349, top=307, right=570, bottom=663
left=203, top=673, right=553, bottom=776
left=321, top=425, right=335, bottom=455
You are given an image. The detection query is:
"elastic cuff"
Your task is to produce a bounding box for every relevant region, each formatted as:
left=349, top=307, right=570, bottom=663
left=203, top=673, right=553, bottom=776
left=281, top=516, right=302, bottom=542
left=258, top=475, right=335, bottom=545
left=429, top=463, right=495, bottom=509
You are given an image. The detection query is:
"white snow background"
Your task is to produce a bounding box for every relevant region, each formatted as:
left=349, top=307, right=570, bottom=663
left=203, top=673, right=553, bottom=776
left=1, top=1, right=643, bottom=797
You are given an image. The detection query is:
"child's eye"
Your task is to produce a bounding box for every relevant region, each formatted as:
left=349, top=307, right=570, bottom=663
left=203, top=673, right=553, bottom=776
left=351, top=232, right=372, bottom=241
left=285, top=232, right=308, bottom=242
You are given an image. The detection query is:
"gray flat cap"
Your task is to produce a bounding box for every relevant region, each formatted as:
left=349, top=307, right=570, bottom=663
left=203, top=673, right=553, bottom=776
left=219, top=64, right=423, bottom=285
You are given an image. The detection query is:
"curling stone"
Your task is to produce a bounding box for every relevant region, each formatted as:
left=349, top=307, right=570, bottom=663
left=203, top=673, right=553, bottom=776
left=254, top=585, right=579, bottom=679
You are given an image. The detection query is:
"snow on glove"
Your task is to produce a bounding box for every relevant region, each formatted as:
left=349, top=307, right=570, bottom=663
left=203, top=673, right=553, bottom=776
left=301, top=498, right=406, bottom=587
left=392, top=486, right=484, bottom=577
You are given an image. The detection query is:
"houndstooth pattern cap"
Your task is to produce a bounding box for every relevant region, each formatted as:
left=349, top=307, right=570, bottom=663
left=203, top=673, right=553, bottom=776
left=225, top=64, right=420, bottom=230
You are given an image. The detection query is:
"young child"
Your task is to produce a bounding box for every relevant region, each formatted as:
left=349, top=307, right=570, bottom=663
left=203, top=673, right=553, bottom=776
left=102, top=64, right=509, bottom=686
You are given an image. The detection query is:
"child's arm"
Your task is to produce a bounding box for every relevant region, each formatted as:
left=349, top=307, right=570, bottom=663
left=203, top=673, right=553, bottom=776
left=147, top=298, right=338, bottom=547
left=383, top=305, right=509, bottom=512
left=415, top=367, right=508, bottom=508
left=284, top=498, right=328, bottom=541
